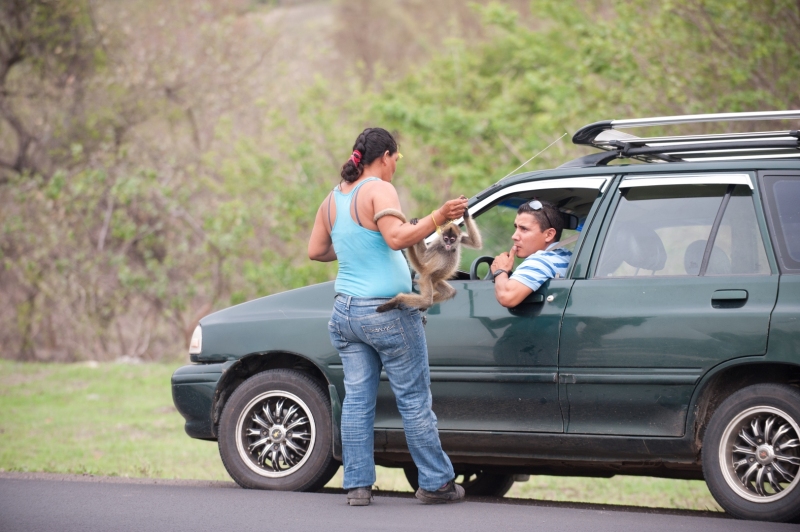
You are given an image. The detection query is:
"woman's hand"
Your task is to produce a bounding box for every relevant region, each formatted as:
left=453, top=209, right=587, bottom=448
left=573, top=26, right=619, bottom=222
left=436, top=195, right=469, bottom=223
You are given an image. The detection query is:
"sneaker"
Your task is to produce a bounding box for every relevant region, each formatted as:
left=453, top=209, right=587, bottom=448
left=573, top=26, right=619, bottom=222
left=415, top=480, right=465, bottom=504
left=346, top=486, right=373, bottom=506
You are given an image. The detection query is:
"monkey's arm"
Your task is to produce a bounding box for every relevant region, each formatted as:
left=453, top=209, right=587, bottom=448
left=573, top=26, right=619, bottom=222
left=459, top=210, right=483, bottom=250
left=405, top=240, right=428, bottom=273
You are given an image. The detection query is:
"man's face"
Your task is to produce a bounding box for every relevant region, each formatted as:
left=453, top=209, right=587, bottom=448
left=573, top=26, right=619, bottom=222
left=511, top=212, right=556, bottom=258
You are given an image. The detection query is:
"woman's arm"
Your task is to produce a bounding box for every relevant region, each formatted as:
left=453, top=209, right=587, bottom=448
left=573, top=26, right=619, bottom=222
left=372, top=182, right=468, bottom=250
left=308, top=200, right=337, bottom=262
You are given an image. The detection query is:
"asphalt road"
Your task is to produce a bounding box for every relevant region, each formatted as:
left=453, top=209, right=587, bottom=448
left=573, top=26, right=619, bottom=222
left=1, top=473, right=798, bottom=532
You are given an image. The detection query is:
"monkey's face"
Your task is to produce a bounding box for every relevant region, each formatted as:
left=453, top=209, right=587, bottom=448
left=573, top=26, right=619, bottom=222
left=441, top=227, right=460, bottom=251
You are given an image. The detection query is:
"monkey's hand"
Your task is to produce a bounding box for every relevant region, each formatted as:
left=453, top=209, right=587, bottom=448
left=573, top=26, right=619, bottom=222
left=374, top=208, right=407, bottom=224
left=459, top=195, right=471, bottom=218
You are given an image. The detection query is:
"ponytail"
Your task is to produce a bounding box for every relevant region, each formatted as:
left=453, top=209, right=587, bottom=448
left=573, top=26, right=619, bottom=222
left=340, top=127, right=398, bottom=182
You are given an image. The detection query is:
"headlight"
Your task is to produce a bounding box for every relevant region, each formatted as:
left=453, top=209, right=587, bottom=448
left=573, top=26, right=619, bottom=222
left=189, top=325, right=202, bottom=355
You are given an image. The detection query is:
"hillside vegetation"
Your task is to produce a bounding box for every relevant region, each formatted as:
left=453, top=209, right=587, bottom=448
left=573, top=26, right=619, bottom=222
left=1, top=0, right=798, bottom=361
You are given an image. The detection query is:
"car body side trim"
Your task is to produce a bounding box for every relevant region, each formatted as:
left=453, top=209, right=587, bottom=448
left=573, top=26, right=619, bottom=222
left=378, top=428, right=696, bottom=463
left=331, top=364, right=700, bottom=384
left=171, top=373, right=223, bottom=384
left=562, top=368, right=702, bottom=385
left=328, top=364, right=558, bottom=383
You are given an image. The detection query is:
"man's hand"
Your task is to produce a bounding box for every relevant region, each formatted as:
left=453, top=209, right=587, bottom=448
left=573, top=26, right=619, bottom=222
left=492, top=245, right=532, bottom=307
left=492, top=245, right=517, bottom=274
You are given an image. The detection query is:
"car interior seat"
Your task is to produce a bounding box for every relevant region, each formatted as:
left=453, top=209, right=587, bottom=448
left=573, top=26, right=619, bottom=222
left=684, top=239, right=732, bottom=275
left=597, top=224, right=667, bottom=275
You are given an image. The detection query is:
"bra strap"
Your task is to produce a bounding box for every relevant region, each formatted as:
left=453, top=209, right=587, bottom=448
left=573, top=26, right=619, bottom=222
left=351, top=177, right=379, bottom=227
left=353, top=185, right=364, bottom=227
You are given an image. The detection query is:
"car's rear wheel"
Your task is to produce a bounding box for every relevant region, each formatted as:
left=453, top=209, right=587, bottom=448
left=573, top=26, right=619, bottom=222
left=218, top=369, right=339, bottom=491
left=702, top=383, right=800, bottom=522
left=403, top=465, right=515, bottom=497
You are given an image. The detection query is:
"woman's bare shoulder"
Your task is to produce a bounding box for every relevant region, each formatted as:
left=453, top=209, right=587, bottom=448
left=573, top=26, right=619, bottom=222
left=363, top=179, right=397, bottom=196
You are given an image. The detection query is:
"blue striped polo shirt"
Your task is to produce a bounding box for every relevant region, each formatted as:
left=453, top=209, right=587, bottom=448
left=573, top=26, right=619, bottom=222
left=509, top=244, right=572, bottom=292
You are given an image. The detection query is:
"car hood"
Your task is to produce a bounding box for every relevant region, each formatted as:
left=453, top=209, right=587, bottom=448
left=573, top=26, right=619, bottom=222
left=194, top=282, right=337, bottom=362
left=200, top=282, right=336, bottom=326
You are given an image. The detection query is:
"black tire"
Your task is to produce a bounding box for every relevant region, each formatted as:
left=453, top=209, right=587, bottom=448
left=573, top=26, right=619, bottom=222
left=702, top=383, right=800, bottom=522
left=218, top=369, right=340, bottom=491
left=403, top=465, right=515, bottom=497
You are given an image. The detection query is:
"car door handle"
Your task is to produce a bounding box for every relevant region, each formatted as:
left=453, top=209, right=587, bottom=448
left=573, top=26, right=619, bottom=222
left=517, top=293, right=545, bottom=305
left=712, top=289, right=748, bottom=301
left=711, top=290, right=748, bottom=308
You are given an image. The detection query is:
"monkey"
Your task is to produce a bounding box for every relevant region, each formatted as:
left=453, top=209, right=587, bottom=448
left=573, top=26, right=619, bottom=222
left=372, top=207, right=482, bottom=313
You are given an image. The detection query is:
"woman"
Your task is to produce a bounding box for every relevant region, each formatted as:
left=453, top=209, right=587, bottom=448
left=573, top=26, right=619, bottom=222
left=308, top=127, right=468, bottom=506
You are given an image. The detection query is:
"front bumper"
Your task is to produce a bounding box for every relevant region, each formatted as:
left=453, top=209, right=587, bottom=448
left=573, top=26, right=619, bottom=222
left=171, top=362, right=228, bottom=440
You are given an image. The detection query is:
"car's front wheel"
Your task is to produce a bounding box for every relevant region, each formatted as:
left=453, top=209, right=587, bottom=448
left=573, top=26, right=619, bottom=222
left=218, top=369, right=339, bottom=491
left=702, top=383, right=800, bottom=522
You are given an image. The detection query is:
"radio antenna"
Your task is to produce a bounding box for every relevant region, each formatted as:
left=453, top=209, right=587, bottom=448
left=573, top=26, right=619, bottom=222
left=500, top=132, right=568, bottom=180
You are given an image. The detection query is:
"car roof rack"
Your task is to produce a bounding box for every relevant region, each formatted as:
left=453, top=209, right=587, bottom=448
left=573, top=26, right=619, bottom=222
left=561, top=110, right=800, bottom=168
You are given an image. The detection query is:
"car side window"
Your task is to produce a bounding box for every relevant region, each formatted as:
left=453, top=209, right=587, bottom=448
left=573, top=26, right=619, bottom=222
left=761, top=173, right=800, bottom=273
left=459, top=196, right=583, bottom=274
left=595, top=183, right=769, bottom=278
left=459, top=200, right=519, bottom=273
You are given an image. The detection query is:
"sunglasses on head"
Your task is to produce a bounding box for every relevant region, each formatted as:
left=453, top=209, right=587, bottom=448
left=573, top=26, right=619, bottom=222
left=528, top=199, right=556, bottom=229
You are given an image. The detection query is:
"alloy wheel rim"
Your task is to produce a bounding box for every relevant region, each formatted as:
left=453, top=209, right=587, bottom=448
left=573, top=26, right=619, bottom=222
left=719, top=406, right=800, bottom=503
left=235, top=391, right=316, bottom=478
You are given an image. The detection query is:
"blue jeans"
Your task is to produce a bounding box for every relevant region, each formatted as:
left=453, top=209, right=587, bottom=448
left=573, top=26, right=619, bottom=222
left=328, top=294, right=454, bottom=491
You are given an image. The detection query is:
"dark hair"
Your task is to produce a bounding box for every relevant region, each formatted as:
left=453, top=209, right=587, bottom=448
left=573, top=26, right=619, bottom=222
left=518, top=200, right=564, bottom=241
left=340, top=127, right=398, bottom=183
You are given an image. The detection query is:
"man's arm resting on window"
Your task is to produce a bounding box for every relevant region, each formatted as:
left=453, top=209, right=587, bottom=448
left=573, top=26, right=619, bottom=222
left=494, top=274, right=534, bottom=308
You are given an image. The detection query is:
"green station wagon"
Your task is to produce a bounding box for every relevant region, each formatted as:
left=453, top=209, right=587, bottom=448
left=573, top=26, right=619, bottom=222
left=172, top=111, right=800, bottom=522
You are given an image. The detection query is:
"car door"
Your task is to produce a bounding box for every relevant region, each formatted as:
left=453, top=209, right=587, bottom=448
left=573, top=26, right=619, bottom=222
left=374, top=176, right=610, bottom=433
left=759, top=170, right=800, bottom=364
left=559, top=172, right=779, bottom=437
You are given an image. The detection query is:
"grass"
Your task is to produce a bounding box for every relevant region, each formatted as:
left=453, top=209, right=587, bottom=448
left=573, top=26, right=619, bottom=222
left=0, top=360, right=722, bottom=511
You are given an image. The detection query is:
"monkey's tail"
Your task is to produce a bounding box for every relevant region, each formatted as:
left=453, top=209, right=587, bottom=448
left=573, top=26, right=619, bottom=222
left=373, top=208, right=407, bottom=224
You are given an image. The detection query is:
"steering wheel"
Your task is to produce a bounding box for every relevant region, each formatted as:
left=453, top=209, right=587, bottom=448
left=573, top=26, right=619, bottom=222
left=469, top=256, right=496, bottom=280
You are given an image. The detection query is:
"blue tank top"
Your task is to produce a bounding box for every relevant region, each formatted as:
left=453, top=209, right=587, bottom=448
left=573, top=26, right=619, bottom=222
left=331, top=177, right=412, bottom=297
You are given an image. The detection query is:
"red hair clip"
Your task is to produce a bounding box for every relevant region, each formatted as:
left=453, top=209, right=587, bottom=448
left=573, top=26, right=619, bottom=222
left=349, top=150, right=362, bottom=166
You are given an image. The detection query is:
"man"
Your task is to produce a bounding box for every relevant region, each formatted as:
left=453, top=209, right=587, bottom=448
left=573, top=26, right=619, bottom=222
left=490, top=200, right=572, bottom=307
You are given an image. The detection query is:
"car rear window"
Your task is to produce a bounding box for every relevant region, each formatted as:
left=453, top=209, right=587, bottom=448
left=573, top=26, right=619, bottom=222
left=761, top=172, right=800, bottom=273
